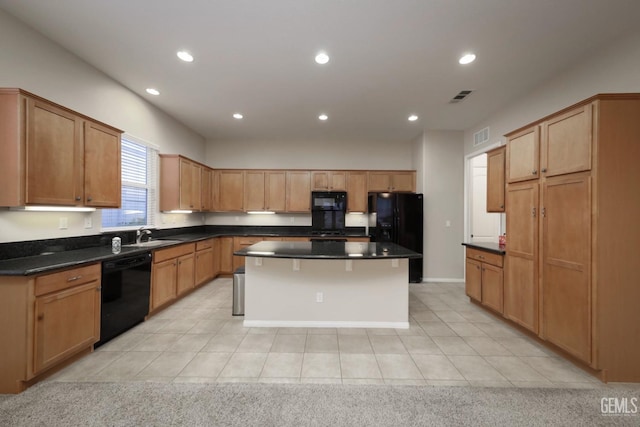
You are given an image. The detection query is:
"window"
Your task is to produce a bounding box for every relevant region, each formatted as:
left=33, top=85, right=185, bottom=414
left=101, top=137, right=158, bottom=229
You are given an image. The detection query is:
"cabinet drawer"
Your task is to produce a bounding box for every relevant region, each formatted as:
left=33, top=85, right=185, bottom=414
left=196, top=239, right=213, bottom=251
left=154, top=243, right=195, bottom=263
left=35, top=263, right=100, bottom=296
left=466, top=248, right=503, bottom=267
left=235, top=237, right=263, bottom=246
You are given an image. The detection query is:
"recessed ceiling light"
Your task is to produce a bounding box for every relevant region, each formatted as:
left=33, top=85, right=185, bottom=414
left=408, top=115, right=419, bottom=122
left=315, top=52, right=330, bottom=65
left=459, top=53, right=476, bottom=65
left=177, top=50, right=194, bottom=62
left=146, top=88, right=160, bottom=96
left=318, top=114, right=328, bottom=121
left=233, top=113, right=243, bottom=119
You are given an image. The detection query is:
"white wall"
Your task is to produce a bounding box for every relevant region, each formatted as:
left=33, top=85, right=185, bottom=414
left=0, top=9, right=207, bottom=243
left=206, top=138, right=414, bottom=170
left=415, top=130, right=465, bottom=282
left=464, top=29, right=640, bottom=154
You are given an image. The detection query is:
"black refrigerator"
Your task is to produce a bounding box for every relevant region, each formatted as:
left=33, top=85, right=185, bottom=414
left=368, top=192, right=423, bottom=283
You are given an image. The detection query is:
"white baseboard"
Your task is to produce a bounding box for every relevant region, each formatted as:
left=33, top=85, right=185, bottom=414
left=243, top=320, right=410, bottom=329
left=422, top=278, right=465, bottom=283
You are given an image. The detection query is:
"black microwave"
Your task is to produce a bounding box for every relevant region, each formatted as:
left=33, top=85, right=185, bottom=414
left=311, top=191, right=347, bottom=211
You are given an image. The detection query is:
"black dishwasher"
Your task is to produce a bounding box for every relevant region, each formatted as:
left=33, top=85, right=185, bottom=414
left=96, top=252, right=152, bottom=347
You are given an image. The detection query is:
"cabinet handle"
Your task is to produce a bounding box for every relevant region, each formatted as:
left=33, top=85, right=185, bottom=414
left=37, top=314, right=44, bottom=321
left=541, top=168, right=547, bottom=173
left=500, top=205, right=504, bottom=209
left=478, top=255, right=484, bottom=259
left=532, top=207, right=536, bottom=217
left=532, top=169, right=538, bottom=175
left=87, top=197, right=92, bottom=202
left=67, top=275, right=82, bottom=282
left=75, top=197, right=81, bottom=201
left=542, top=207, right=546, bottom=217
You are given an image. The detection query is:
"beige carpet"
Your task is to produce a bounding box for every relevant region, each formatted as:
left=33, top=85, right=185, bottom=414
left=1, top=381, right=638, bottom=426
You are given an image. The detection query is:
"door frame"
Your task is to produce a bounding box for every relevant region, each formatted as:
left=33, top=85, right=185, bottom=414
left=463, top=142, right=503, bottom=272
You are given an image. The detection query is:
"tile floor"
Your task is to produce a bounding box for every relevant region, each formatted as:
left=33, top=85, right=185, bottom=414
left=49, top=278, right=613, bottom=388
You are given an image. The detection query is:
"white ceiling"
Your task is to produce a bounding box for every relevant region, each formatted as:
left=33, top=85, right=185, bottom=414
left=1, top=0, right=639, bottom=143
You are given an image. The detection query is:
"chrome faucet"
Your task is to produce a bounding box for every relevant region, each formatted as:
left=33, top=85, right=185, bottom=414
left=136, top=227, right=152, bottom=244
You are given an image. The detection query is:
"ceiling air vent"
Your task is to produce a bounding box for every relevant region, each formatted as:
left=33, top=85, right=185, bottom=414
left=450, top=90, right=473, bottom=103
left=473, top=127, right=490, bottom=146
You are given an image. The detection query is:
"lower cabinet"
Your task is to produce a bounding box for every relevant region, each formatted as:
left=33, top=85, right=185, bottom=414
left=219, top=237, right=235, bottom=274
left=150, top=243, right=195, bottom=312
left=0, top=263, right=101, bottom=394
left=465, top=247, right=504, bottom=314
left=233, top=236, right=264, bottom=271
left=195, top=239, right=215, bottom=286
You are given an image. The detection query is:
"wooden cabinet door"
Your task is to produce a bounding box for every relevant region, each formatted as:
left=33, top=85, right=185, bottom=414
left=542, top=105, right=592, bottom=178
left=201, top=167, right=213, bottom=211
left=465, top=258, right=482, bottom=301
left=504, top=181, right=539, bottom=333
left=176, top=254, right=195, bottom=295
left=482, top=263, right=504, bottom=314
left=329, top=172, right=347, bottom=190
left=265, top=171, right=286, bottom=211
left=312, top=171, right=346, bottom=191
left=33, top=280, right=100, bottom=374
left=311, top=171, right=330, bottom=190
left=244, top=170, right=266, bottom=211
left=391, top=172, right=415, bottom=192
left=83, top=121, right=121, bottom=207
left=368, top=172, right=392, bottom=192
left=212, top=238, right=222, bottom=278
left=507, top=126, right=540, bottom=183
left=151, top=259, right=177, bottom=310
left=179, top=158, right=198, bottom=210
left=286, top=171, right=311, bottom=212
left=195, top=247, right=214, bottom=286
left=233, top=236, right=263, bottom=271
left=218, top=170, right=244, bottom=211
left=346, top=171, right=368, bottom=213
left=219, top=237, right=234, bottom=274
left=26, top=98, right=83, bottom=205
left=486, top=146, right=505, bottom=212
left=541, top=174, right=591, bottom=363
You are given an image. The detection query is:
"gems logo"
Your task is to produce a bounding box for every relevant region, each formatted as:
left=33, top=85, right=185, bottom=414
left=601, top=397, right=638, bottom=416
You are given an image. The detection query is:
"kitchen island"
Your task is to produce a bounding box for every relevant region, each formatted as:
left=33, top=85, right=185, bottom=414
left=234, top=240, right=421, bottom=329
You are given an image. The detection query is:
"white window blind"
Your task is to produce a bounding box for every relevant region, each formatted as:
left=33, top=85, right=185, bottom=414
left=101, top=137, right=158, bottom=229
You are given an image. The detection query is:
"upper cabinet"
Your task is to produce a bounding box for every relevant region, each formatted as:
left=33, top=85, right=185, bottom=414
left=368, top=171, right=416, bottom=192
left=486, top=146, right=506, bottom=212
left=506, top=125, right=540, bottom=183
left=346, top=171, right=368, bottom=213
left=216, top=170, right=244, bottom=212
left=311, top=171, right=346, bottom=191
left=243, top=170, right=286, bottom=212
left=541, top=104, right=592, bottom=178
left=507, top=104, right=593, bottom=184
left=159, top=155, right=208, bottom=212
left=0, top=88, right=122, bottom=208
left=286, top=171, right=311, bottom=212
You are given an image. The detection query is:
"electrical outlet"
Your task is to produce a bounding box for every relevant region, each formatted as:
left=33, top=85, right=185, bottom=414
left=445, top=220, right=451, bottom=227
left=84, top=215, right=92, bottom=229
left=59, top=217, right=68, bottom=229
left=316, top=292, right=324, bottom=303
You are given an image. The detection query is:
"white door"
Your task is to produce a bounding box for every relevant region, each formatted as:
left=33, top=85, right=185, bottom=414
left=470, top=154, right=501, bottom=242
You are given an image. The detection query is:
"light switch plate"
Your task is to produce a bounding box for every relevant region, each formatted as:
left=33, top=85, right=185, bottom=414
left=59, top=217, right=68, bottom=229
left=84, top=215, right=92, bottom=229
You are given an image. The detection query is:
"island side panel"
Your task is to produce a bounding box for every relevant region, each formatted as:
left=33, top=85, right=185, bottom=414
left=244, top=257, right=409, bottom=328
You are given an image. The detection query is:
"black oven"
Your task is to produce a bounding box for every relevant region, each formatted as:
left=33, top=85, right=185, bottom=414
left=311, top=191, right=347, bottom=235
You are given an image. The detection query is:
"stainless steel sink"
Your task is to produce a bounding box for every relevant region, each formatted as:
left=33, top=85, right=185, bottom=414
left=123, top=239, right=181, bottom=248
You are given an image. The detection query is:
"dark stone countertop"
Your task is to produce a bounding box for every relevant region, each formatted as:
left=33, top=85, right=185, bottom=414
left=0, top=226, right=371, bottom=276
left=0, top=245, right=167, bottom=276
left=235, top=241, right=422, bottom=260
left=461, top=242, right=506, bottom=255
